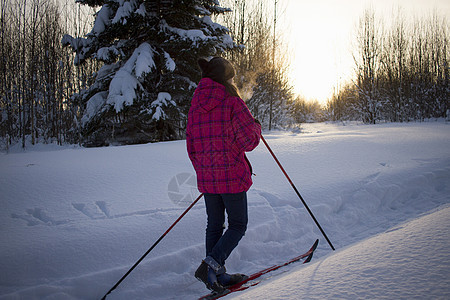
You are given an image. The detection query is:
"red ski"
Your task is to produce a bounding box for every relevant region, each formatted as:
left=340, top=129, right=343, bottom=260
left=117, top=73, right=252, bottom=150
left=199, top=239, right=319, bottom=300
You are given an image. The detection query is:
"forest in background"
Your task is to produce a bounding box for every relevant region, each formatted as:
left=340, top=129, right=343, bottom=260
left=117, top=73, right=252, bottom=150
left=329, top=7, right=448, bottom=124
left=1, top=0, right=98, bottom=149
left=0, top=0, right=448, bottom=150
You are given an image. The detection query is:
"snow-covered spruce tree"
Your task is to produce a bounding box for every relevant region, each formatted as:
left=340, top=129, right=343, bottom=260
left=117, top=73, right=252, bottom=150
left=63, top=0, right=234, bottom=146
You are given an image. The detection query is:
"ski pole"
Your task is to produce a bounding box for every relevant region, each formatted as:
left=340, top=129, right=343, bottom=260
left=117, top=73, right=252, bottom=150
left=101, top=193, right=204, bottom=299
left=260, top=135, right=335, bottom=251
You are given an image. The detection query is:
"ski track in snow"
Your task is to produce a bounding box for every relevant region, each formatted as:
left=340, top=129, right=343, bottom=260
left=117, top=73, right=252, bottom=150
left=0, top=122, right=449, bottom=299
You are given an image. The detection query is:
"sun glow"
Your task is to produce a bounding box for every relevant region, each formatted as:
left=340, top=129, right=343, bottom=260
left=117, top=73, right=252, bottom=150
left=280, top=0, right=450, bottom=105
left=289, top=48, right=343, bottom=103
left=282, top=0, right=357, bottom=104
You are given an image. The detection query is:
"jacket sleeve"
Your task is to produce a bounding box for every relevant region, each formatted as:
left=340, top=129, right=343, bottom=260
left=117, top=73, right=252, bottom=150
left=231, top=97, right=262, bottom=152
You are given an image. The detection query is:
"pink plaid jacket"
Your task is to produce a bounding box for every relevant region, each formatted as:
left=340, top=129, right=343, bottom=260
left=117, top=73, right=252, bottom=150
left=186, top=78, right=261, bottom=194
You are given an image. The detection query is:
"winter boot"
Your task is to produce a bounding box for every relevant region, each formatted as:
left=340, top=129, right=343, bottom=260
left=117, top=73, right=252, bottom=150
left=194, top=256, right=225, bottom=293
left=216, top=266, right=248, bottom=287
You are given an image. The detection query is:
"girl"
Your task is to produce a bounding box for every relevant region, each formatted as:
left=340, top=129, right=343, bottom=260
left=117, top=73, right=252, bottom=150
left=186, top=57, right=261, bottom=293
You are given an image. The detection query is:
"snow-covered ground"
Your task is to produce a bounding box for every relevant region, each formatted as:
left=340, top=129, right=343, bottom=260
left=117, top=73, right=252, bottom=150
left=233, top=205, right=450, bottom=299
left=1, top=121, right=449, bottom=299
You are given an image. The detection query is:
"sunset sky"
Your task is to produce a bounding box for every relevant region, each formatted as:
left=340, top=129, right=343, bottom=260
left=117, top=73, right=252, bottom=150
left=276, top=0, right=450, bottom=104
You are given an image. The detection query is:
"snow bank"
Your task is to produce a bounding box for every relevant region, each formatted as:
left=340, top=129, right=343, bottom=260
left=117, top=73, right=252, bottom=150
left=232, top=205, right=450, bottom=299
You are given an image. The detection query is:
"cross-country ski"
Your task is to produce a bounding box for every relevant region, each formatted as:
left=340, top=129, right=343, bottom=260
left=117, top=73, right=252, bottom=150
left=199, top=239, right=319, bottom=300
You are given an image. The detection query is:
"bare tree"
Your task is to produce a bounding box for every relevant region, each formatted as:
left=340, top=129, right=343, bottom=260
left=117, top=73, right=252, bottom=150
left=353, top=7, right=383, bottom=124
left=381, top=7, right=409, bottom=121
left=218, top=0, right=294, bottom=129
left=0, top=0, right=10, bottom=149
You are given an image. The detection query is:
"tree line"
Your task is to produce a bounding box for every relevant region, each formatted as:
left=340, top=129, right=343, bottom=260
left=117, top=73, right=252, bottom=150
left=0, top=1, right=448, bottom=150
left=328, top=8, right=449, bottom=123
left=0, top=0, right=97, bottom=150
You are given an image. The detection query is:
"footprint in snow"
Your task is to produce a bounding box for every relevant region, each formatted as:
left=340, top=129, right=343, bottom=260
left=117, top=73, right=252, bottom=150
left=72, top=201, right=110, bottom=219
left=11, top=208, right=67, bottom=226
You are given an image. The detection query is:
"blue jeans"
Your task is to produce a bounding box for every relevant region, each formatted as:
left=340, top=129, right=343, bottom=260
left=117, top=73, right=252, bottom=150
left=204, top=192, right=248, bottom=266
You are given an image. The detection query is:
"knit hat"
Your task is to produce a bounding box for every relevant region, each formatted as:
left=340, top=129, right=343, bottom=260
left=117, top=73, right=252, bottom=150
left=198, top=57, right=235, bottom=84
